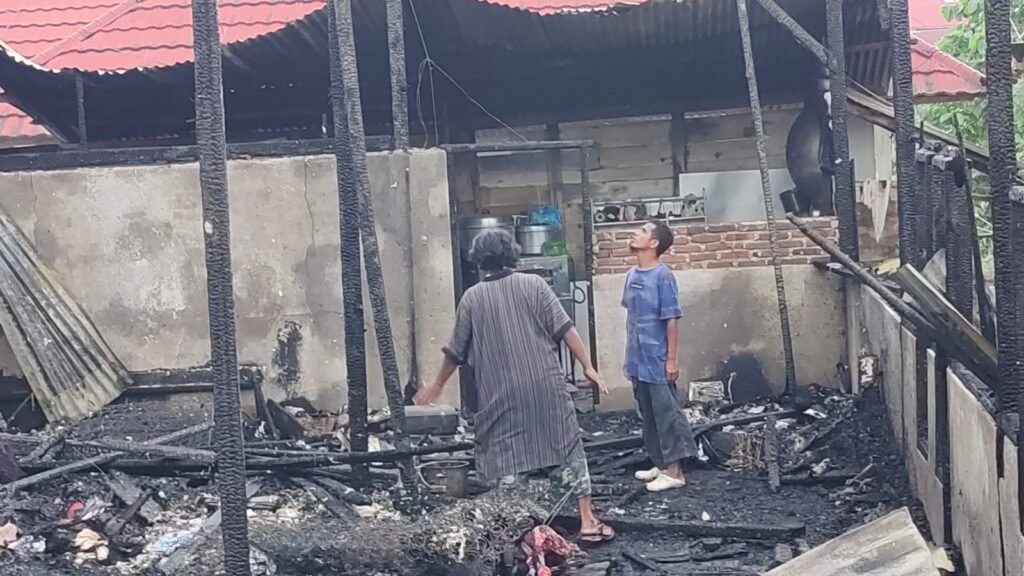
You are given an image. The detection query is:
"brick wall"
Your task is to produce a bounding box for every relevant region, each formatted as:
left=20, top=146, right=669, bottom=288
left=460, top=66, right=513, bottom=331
left=593, top=218, right=838, bottom=275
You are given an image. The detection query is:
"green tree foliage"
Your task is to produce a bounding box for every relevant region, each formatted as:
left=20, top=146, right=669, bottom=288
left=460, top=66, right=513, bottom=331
left=919, top=0, right=1024, bottom=159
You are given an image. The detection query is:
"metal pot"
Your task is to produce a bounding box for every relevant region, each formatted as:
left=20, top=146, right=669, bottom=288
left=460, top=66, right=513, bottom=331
left=517, top=224, right=561, bottom=255
left=458, top=216, right=515, bottom=257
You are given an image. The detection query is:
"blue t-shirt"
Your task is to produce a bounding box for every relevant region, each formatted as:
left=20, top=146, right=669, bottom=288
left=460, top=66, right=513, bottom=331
left=621, top=264, right=682, bottom=385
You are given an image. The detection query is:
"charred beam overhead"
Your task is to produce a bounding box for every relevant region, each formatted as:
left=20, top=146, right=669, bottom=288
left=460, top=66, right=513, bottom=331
left=752, top=0, right=831, bottom=69
left=189, top=0, right=251, bottom=573
left=0, top=137, right=391, bottom=174
left=736, top=0, right=798, bottom=392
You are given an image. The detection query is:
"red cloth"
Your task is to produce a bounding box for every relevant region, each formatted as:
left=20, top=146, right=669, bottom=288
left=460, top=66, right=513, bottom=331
left=520, top=525, right=579, bottom=576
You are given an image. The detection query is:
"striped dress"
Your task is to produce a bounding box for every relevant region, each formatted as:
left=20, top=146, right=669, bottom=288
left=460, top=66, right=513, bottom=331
left=443, top=270, right=580, bottom=481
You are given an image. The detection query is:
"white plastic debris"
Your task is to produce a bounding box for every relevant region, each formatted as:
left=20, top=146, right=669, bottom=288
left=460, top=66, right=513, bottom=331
left=0, top=522, right=18, bottom=547
left=701, top=511, right=712, bottom=522
left=804, top=407, right=828, bottom=420
left=74, top=528, right=107, bottom=552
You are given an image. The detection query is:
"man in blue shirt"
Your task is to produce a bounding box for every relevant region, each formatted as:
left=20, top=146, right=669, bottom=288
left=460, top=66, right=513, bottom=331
left=622, top=219, right=698, bottom=492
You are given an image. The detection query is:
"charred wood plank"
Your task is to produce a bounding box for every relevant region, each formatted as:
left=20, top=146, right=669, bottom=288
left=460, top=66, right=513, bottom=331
left=292, top=477, right=352, bottom=519
left=107, top=471, right=163, bottom=523
left=0, top=422, right=212, bottom=495
left=103, top=489, right=152, bottom=537
left=750, top=0, right=830, bottom=67
left=554, top=514, right=805, bottom=540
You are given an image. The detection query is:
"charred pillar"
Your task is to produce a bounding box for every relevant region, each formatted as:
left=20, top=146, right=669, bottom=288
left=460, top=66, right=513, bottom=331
left=75, top=75, right=88, bottom=149
left=736, top=0, right=798, bottom=392
left=889, top=0, right=917, bottom=267
left=825, top=0, right=858, bottom=260
left=328, top=0, right=415, bottom=493
left=984, top=0, right=1022, bottom=422
left=386, top=0, right=410, bottom=149
left=189, top=0, right=250, bottom=573
left=326, top=0, right=368, bottom=456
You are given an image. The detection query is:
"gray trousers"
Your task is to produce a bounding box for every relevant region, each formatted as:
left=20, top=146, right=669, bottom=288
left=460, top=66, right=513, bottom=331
left=633, top=380, right=698, bottom=468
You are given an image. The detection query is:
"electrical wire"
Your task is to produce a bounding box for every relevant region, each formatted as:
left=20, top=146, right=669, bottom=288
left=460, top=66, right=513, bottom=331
left=407, top=0, right=529, bottom=143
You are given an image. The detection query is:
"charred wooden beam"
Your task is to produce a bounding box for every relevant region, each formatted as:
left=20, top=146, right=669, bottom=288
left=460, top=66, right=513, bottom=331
left=736, top=0, right=798, bottom=393
left=190, top=0, right=250, bottom=570
left=324, top=0, right=369, bottom=459
left=75, top=75, right=87, bottom=148
left=751, top=0, right=831, bottom=68
left=889, top=0, right=917, bottom=267
left=0, top=138, right=391, bottom=174
left=1, top=422, right=212, bottom=495
left=328, top=0, right=408, bottom=436
left=826, top=0, right=858, bottom=260
left=555, top=514, right=805, bottom=540
left=386, top=0, right=410, bottom=149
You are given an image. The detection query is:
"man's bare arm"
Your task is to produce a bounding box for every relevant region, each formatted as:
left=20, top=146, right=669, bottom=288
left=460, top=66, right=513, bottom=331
left=666, top=318, right=679, bottom=382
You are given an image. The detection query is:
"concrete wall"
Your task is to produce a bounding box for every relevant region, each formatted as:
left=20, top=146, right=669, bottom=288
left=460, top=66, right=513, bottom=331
left=594, top=264, right=846, bottom=408
left=852, top=284, right=1024, bottom=575
left=0, top=149, right=456, bottom=410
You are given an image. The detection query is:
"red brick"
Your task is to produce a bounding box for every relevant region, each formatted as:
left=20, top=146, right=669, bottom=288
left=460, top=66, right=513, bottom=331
left=793, top=248, right=825, bottom=256
left=687, top=224, right=708, bottom=235
left=690, top=261, right=709, bottom=270
left=665, top=261, right=692, bottom=271
left=595, top=232, right=613, bottom=242
left=662, top=254, right=690, bottom=264
left=743, top=241, right=771, bottom=250
left=690, top=253, right=718, bottom=262
left=776, top=222, right=797, bottom=231
left=737, top=259, right=770, bottom=268
left=674, top=244, right=703, bottom=254
left=673, top=236, right=691, bottom=245
left=724, top=232, right=754, bottom=242
left=614, top=231, right=634, bottom=241
left=803, top=219, right=834, bottom=229
left=776, top=240, right=804, bottom=250
left=595, top=266, right=631, bottom=275
left=611, top=247, right=633, bottom=257
left=597, top=249, right=612, bottom=259
left=691, top=233, right=722, bottom=244
left=719, top=250, right=751, bottom=260
left=738, top=223, right=768, bottom=232
left=706, top=223, right=738, bottom=233
left=755, top=232, right=790, bottom=241
left=781, top=257, right=811, bottom=265
left=809, top=255, right=831, bottom=264
left=707, top=260, right=737, bottom=269
left=702, top=242, right=731, bottom=252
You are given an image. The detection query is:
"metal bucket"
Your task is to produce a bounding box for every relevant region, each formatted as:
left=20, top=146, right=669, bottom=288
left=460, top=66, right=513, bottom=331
left=420, top=460, right=469, bottom=498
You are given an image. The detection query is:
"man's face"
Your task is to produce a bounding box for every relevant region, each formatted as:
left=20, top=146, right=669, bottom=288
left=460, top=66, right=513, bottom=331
left=629, top=223, right=658, bottom=252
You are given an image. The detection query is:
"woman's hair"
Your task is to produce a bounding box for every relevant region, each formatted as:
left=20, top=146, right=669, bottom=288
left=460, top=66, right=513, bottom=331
left=469, top=229, right=521, bottom=271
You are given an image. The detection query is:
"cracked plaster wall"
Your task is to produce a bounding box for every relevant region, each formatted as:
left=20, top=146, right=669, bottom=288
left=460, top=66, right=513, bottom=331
left=0, top=150, right=455, bottom=411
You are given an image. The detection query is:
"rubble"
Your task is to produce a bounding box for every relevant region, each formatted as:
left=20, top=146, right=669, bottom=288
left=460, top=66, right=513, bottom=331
left=0, top=381, right=933, bottom=575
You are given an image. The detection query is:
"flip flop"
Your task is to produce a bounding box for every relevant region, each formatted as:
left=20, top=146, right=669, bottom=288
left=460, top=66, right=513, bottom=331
left=579, top=522, right=616, bottom=544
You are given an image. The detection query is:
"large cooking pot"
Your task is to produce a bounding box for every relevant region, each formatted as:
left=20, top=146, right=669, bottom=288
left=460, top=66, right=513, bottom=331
left=517, top=224, right=561, bottom=255
left=458, top=216, right=515, bottom=258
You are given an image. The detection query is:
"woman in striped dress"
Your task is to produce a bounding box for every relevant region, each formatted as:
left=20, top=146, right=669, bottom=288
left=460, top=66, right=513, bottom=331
left=415, top=229, right=615, bottom=544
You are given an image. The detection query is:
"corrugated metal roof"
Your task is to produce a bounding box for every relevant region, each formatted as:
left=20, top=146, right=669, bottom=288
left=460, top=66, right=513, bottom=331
left=911, top=35, right=984, bottom=102
left=0, top=0, right=895, bottom=143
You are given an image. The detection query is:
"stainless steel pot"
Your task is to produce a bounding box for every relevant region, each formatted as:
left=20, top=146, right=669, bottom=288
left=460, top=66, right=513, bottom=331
left=516, top=224, right=561, bottom=255
left=458, top=216, right=515, bottom=257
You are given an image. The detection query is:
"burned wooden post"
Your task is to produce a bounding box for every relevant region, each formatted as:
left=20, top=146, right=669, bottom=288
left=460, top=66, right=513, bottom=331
left=328, top=0, right=415, bottom=493
left=325, top=0, right=369, bottom=457
left=189, top=0, right=250, bottom=573
left=735, top=0, right=798, bottom=392
left=983, top=0, right=1024, bottom=454
left=386, top=0, right=410, bottom=150
left=825, top=0, right=858, bottom=260
left=984, top=0, right=1024, bottom=531
left=889, top=0, right=917, bottom=268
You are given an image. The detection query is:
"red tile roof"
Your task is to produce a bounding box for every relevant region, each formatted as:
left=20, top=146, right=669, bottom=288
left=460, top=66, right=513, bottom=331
left=0, top=0, right=986, bottom=143
left=911, top=35, right=985, bottom=102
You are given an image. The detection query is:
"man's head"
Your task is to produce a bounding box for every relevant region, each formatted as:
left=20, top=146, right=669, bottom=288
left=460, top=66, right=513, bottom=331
left=469, top=229, right=521, bottom=272
left=629, top=219, right=674, bottom=257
